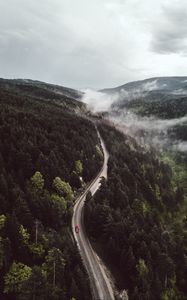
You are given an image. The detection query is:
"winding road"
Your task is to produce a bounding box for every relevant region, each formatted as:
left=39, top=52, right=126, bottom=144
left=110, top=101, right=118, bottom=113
left=72, top=130, right=115, bottom=300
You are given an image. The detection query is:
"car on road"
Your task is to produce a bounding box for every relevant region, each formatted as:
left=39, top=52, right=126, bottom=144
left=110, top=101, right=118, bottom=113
left=75, top=225, right=80, bottom=233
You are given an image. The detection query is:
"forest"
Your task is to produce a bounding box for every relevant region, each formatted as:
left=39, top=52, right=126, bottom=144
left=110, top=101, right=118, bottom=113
left=85, top=123, right=187, bottom=300
left=112, top=90, right=187, bottom=167
left=1, top=78, right=187, bottom=300
left=115, top=93, right=187, bottom=119
left=0, top=85, right=103, bottom=300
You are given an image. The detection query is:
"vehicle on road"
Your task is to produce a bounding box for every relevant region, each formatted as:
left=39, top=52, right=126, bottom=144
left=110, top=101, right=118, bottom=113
left=75, top=225, right=80, bottom=233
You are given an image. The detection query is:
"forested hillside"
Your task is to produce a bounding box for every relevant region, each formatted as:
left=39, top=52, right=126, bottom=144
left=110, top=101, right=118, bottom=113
left=0, top=79, right=85, bottom=113
left=0, top=84, right=102, bottom=299
left=117, top=95, right=187, bottom=119
left=85, top=123, right=187, bottom=300
left=101, top=77, right=187, bottom=95
left=106, top=77, right=187, bottom=152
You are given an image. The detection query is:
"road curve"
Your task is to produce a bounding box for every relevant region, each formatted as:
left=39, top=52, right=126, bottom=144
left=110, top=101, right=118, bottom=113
left=72, top=129, right=115, bottom=300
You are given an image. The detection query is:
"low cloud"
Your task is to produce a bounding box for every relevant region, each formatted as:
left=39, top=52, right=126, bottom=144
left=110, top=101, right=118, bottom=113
left=81, top=89, right=118, bottom=112
left=174, top=142, right=187, bottom=152
left=82, top=88, right=187, bottom=153
left=140, top=80, right=159, bottom=91
left=110, top=111, right=187, bottom=133
left=116, top=80, right=159, bottom=102
left=109, top=111, right=187, bottom=152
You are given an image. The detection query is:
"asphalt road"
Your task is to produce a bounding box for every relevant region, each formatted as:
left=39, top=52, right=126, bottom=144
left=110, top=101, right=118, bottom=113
left=72, top=130, right=115, bottom=300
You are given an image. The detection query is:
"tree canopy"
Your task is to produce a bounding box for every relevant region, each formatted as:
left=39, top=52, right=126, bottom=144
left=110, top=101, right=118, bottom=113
left=0, top=84, right=102, bottom=299
left=85, top=123, right=187, bottom=300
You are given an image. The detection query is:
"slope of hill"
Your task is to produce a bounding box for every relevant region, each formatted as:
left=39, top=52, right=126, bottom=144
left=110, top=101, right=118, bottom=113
left=100, top=77, right=187, bottom=157
left=116, top=94, right=187, bottom=119
left=0, top=78, right=85, bottom=113
left=1, top=77, right=187, bottom=300
left=0, top=80, right=103, bottom=300
left=85, top=123, right=187, bottom=300
left=101, top=77, right=187, bottom=118
left=101, top=76, right=187, bottom=94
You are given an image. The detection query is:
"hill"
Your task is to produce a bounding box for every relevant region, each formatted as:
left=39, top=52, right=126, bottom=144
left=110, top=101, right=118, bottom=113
left=1, top=77, right=187, bottom=300
left=0, top=79, right=102, bottom=300
left=85, top=123, right=187, bottom=300
left=101, top=77, right=187, bottom=119
left=101, top=77, right=187, bottom=157
left=101, top=76, right=187, bottom=95
left=0, top=78, right=85, bottom=113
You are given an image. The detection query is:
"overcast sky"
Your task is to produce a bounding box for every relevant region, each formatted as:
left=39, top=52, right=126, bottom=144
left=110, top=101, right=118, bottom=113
left=0, top=0, right=187, bottom=89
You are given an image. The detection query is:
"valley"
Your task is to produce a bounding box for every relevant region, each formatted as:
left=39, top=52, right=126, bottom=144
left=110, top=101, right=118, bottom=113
left=0, top=77, right=186, bottom=300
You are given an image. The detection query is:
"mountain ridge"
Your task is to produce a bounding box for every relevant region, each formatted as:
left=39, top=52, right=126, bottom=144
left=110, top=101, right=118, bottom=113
left=100, top=76, right=187, bottom=94
left=0, top=78, right=86, bottom=113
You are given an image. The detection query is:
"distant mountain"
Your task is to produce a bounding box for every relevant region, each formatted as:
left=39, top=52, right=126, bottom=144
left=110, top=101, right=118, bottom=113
left=101, top=77, right=187, bottom=120
left=101, top=76, right=187, bottom=94
left=101, top=77, right=187, bottom=154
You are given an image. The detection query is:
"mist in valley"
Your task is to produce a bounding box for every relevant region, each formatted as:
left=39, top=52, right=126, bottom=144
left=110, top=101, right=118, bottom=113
left=82, top=85, right=187, bottom=154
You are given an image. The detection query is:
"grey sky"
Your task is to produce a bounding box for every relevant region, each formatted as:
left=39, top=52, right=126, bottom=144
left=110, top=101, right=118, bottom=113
left=0, top=0, right=187, bottom=89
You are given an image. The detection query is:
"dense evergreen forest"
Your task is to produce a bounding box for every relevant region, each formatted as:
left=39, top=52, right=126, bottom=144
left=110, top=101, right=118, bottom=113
left=85, top=123, right=187, bottom=300
left=112, top=92, right=187, bottom=155
left=1, top=78, right=187, bottom=300
left=0, top=84, right=103, bottom=300
left=118, top=94, right=187, bottom=119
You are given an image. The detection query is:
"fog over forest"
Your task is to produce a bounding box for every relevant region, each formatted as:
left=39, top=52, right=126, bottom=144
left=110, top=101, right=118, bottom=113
left=82, top=81, right=187, bottom=153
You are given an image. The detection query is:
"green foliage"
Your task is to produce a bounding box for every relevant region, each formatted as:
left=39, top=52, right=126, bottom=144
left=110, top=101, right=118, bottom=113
left=0, top=82, right=98, bottom=299
left=85, top=124, right=187, bottom=300
left=42, top=248, right=65, bottom=286
left=161, top=286, right=185, bottom=300
left=53, top=177, right=73, bottom=201
left=19, top=266, right=48, bottom=300
left=0, top=214, right=6, bottom=230
left=75, top=160, right=83, bottom=175
left=31, top=171, right=44, bottom=191
left=29, top=243, right=45, bottom=258
left=161, top=153, right=187, bottom=191
left=136, top=259, right=148, bottom=277
left=4, top=262, right=32, bottom=293
left=121, top=95, right=187, bottom=119
left=95, top=145, right=103, bottom=158
left=132, top=198, right=150, bottom=215
left=142, top=201, right=150, bottom=215
left=50, top=193, right=67, bottom=211
left=44, top=248, right=65, bottom=269
left=19, top=225, right=30, bottom=246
